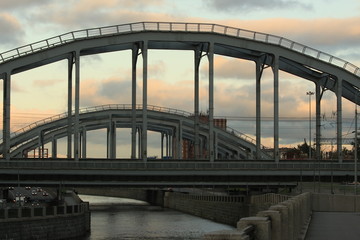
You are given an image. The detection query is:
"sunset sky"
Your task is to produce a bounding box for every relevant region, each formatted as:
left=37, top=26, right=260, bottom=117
left=0, top=0, right=360, bottom=158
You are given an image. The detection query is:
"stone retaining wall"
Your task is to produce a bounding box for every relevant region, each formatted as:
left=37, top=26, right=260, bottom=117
left=164, top=192, right=249, bottom=226
left=0, top=203, right=90, bottom=240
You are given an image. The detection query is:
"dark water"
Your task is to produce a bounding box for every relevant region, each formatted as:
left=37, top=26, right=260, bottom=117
left=80, top=195, right=234, bottom=240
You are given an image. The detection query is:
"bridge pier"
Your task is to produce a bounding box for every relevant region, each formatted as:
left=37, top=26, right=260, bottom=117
left=3, top=71, right=11, bottom=160
left=67, top=55, right=74, bottom=159
left=336, top=76, right=343, bottom=163
left=131, top=43, right=139, bottom=159
left=272, top=55, right=280, bottom=162
left=141, top=41, right=148, bottom=162
left=208, top=42, right=215, bottom=162
left=74, top=51, right=81, bottom=161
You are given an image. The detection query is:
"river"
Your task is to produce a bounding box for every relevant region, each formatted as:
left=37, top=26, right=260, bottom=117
left=80, top=194, right=234, bottom=240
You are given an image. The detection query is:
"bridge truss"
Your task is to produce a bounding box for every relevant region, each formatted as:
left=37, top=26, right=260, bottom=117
left=1, top=22, right=360, bottom=162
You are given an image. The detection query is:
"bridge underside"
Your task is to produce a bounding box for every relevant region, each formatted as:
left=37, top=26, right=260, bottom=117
left=0, top=160, right=354, bottom=189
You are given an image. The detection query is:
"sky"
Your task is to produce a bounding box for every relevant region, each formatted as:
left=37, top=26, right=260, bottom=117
left=0, top=0, right=360, bottom=158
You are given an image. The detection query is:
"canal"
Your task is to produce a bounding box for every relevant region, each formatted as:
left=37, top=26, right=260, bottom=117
left=80, top=195, right=234, bottom=239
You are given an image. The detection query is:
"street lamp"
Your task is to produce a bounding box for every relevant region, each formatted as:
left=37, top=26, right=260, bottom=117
left=306, top=91, right=314, bottom=159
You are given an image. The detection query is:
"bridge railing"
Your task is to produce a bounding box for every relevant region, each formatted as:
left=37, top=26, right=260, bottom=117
left=0, top=160, right=356, bottom=171
left=0, top=22, right=359, bottom=77
left=6, top=104, right=193, bottom=139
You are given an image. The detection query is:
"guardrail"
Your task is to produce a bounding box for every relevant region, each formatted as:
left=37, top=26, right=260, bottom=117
left=0, top=160, right=355, bottom=171
left=1, top=22, right=359, bottom=77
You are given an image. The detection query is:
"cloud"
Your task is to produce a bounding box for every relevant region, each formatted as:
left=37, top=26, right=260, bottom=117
left=29, top=0, right=172, bottom=30
left=0, top=0, right=50, bottom=10
left=32, top=79, right=62, bottom=88
left=206, top=0, right=312, bottom=12
left=217, top=18, right=360, bottom=53
left=0, top=13, right=24, bottom=46
left=201, top=56, right=256, bottom=80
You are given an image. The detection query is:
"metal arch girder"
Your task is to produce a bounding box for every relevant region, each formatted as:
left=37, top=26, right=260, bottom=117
left=7, top=107, right=260, bottom=159
left=0, top=30, right=358, bottom=99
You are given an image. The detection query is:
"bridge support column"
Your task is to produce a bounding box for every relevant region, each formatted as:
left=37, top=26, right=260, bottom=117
left=107, top=119, right=116, bottom=159
left=315, top=83, right=322, bottom=162
left=272, top=55, right=280, bottom=162
left=74, top=51, right=81, bottom=161
left=194, top=47, right=201, bottom=159
left=177, top=121, right=183, bottom=159
left=255, top=58, right=266, bottom=159
left=52, top=137, right=57, bottom=158
left=38, top=131, right=44, bottom=158
left=137, top=127, right=142, bottom=159
left=161, top=132, right=164, bottom=158
left=80, top=127, right=87, bottom=158
left=165, top=133, right=169, bottom=157
left=3, top=72, right=11, bottom=160
left=208, top=42, right=215, bottom=162
left=141, top=41, right=148, bottom=161
left=131, top=44, right=139, bottom=159
left=336, top=77, right=343, bottom=162
left=67, top=55, right=74, bottom=159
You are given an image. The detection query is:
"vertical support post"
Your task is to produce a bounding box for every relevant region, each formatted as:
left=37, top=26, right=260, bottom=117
left=52, top=137, right=57, bottom=158
left=111, top=121, right=116, bottom=159
left=272, top=55, right=280, bottom=162
left=38, top=131, right=44, bottom=158
left=142, top=41, right=148, bottom=161
left=336, top=77, right=343, bottom=162
left=194, top=47, right=201, bottom=159
left=355, top=100, right=358, bottom=195
left=208, top=42, right=215, bottom=162
left=137, top=127, right=142, bottom=159
left=81, top=127, right=86, bottom=159
left=161, top=132, right=164, bottom=159
left=106, top=126, right=110, bottom=159
left=165, top=133, right=169, bottom=157
left=214, top=132, right=218, bottom=159
left=255, top=60, right=262, bottom=159
left=315, top=84, right=321, bottom=162
left=178, top=120, right=183, bottom=159
left=67, top=55, right=73, bottom=159
left=74, top=51, right=80, bottom=161
left=3, top=72, right=11, bottom=160
left=131, top=44, right=139, bottom=159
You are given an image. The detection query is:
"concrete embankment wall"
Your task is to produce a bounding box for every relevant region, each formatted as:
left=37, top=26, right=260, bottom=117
left=0, top=203, right=90, bottom=240
left=164, top=192, right=249, bottom=226
left=203, top=192, right=311, bottom=240
left=164, top=192, right=290, bottom=227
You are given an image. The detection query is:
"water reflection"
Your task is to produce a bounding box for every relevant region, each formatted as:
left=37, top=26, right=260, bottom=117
left=80, top=195, right=234, bottom=240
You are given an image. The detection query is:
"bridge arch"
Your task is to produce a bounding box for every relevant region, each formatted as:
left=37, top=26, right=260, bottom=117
left=1, top=22, right=359, bottom=162
left=3, top=104, right=271, bottom=160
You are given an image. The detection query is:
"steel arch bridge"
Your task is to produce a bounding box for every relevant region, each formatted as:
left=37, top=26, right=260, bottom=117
left=0, top=104, right=272, bottom=160
left=1, top=22, right=360, bottom=162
